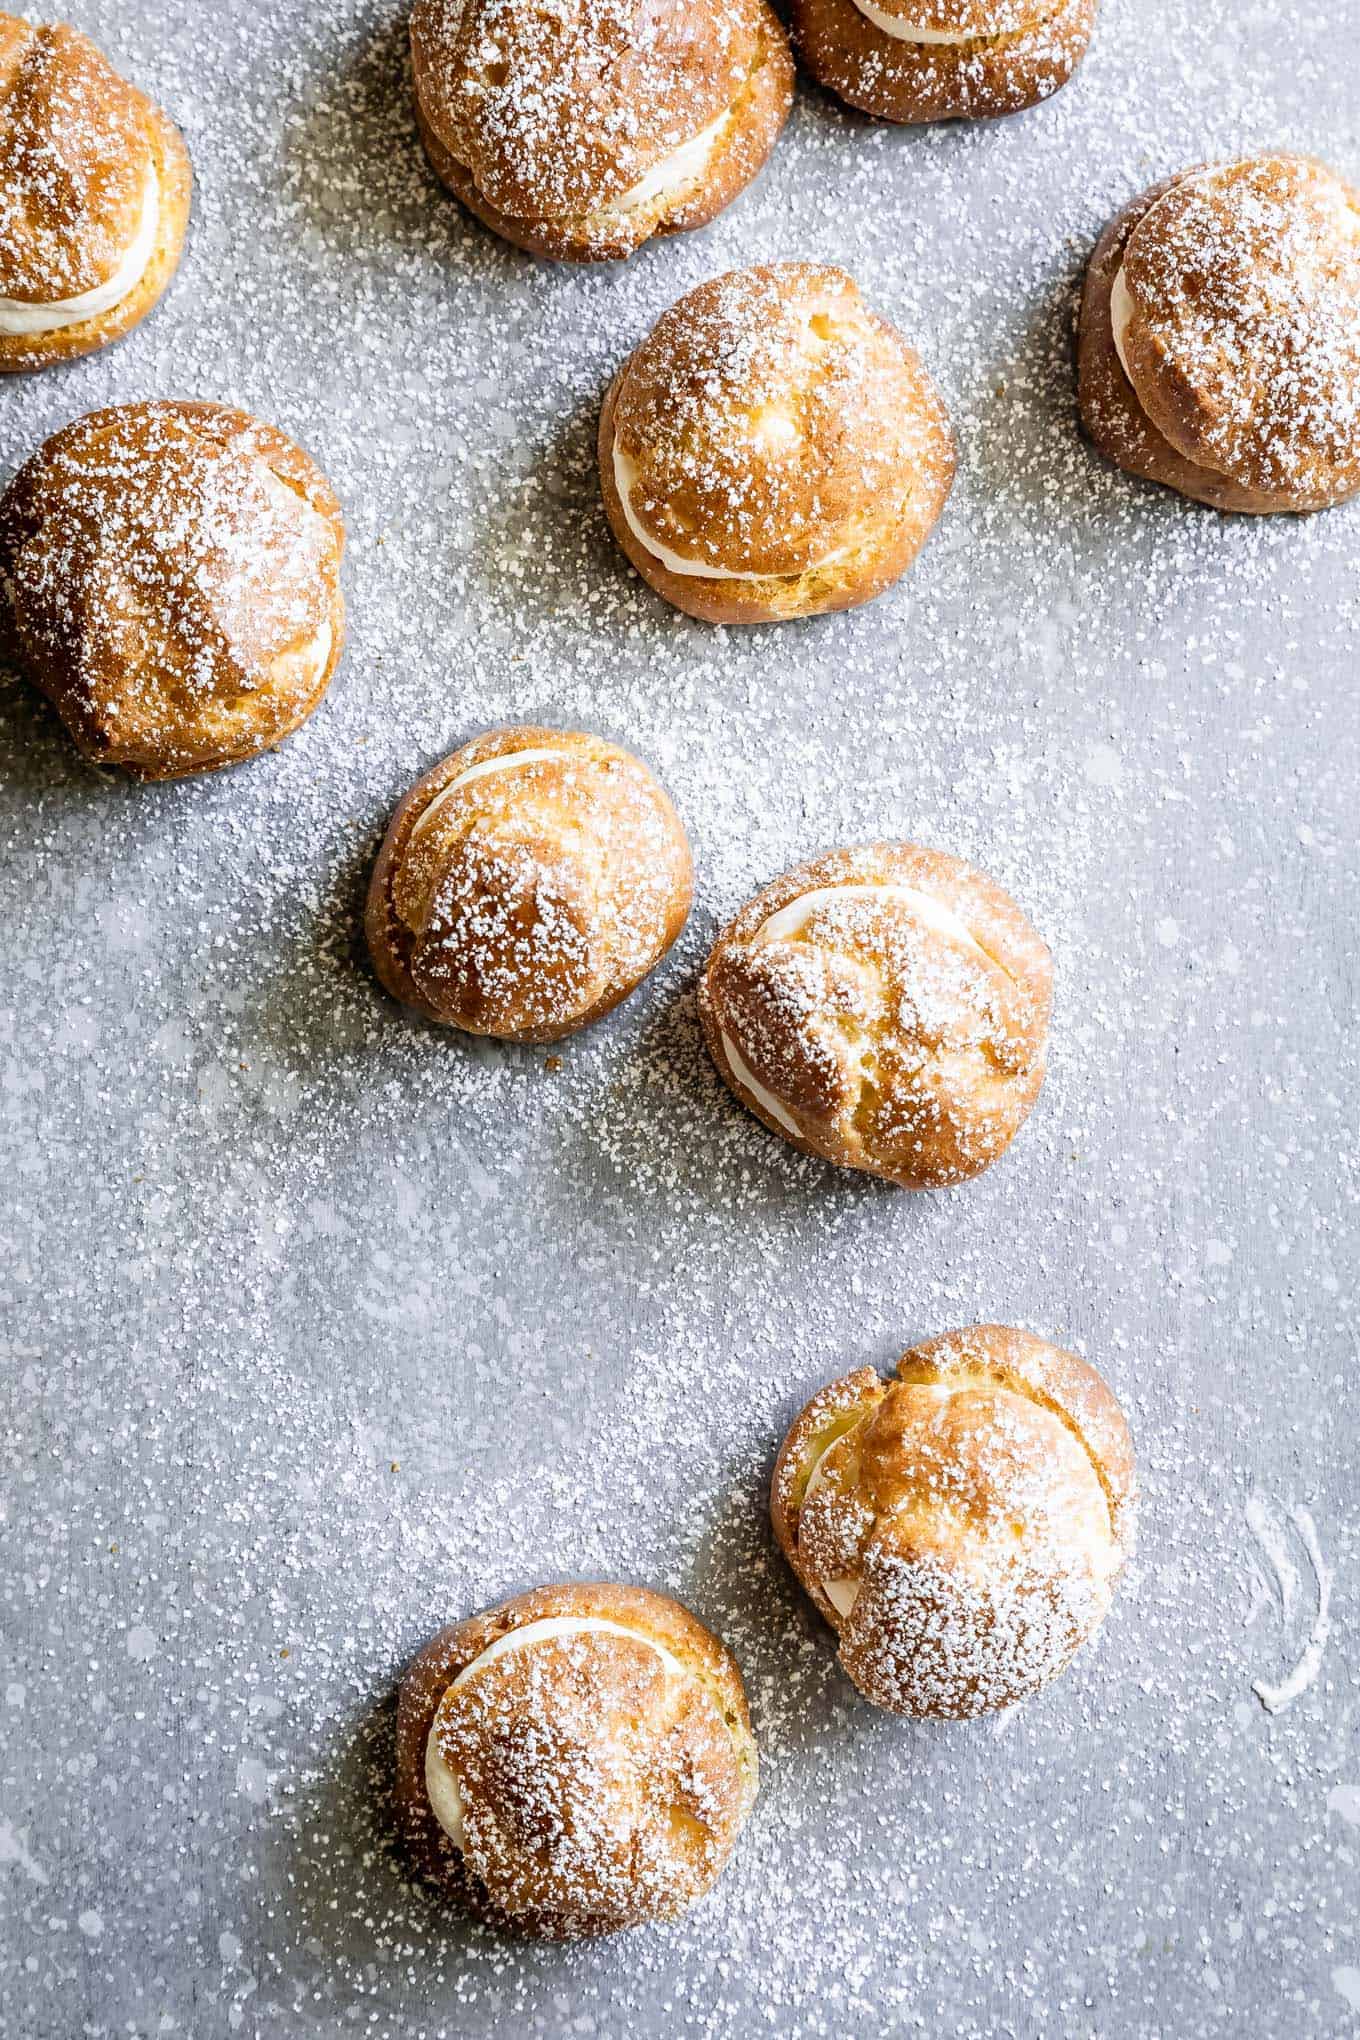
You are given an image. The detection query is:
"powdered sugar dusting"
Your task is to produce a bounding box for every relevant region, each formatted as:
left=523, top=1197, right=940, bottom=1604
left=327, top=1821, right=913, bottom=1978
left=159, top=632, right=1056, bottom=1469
left=1, top=0, right=1356, bottom=2033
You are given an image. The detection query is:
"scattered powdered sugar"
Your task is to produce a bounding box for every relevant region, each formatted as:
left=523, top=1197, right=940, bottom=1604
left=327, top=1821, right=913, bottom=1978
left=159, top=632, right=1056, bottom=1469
left=0, top=0, right=1356, bottom=2034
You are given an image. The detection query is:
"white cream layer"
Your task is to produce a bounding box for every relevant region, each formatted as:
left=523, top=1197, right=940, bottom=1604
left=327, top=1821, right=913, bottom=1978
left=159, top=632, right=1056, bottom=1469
left=753, top=882, right=986, bottom=958
left=1109, top=263, right=1138, bottom=387
left=609, top=108, right=732, bottom=219
left=802, top=1431, right=863, bottom=1620
left=852, top=0, right=987, bottom=43
left=0, top=165, right=160, bottom=337
left=424, top=1616, right=686, bottom=1853
left=719, top=883, right=988, bottom=1138
left=409, top=746, right=568, bottom=845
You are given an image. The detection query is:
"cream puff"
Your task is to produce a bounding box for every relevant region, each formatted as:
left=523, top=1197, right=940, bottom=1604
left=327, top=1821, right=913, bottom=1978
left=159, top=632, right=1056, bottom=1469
left=772, top=1325, right=1135, bottom=1718
left=0, top=16, right=192, bottom=373
left=0, top=403, right=345, bottom=779
left=788, top=0, right=1098, bottom=126
left=409, top=0, right=793, bottom=264
left=1078, top=154, right=1360, bottom=514
left=599, top=263, right=955, bottom=625
left=699, top=843, right=1051, bottom=1187
left=366, top=727, right=693, bottom=1043
left=396, top=1582, right=759, bottom=1938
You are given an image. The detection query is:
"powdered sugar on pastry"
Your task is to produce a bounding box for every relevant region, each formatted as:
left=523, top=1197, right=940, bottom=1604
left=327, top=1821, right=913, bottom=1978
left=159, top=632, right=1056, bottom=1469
left=0, top=164, right=158, bottom=334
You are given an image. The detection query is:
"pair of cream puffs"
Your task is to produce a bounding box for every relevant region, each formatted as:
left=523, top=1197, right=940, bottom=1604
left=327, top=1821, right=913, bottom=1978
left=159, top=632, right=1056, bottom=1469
left=366, top=730, right=1053, bottom=1193
left=0, top=26, right=344, bottom=778
left=598, top=152, right=1360, bottom=633
left=401, top=1321, right=1135, bottom=1937
left=409, top=0, right=1098, bottom=273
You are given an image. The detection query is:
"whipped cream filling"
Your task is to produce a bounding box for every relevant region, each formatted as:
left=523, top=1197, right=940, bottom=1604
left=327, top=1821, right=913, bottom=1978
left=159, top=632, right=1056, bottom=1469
left=719, top=1029, right=803, bottom=1138
left=0, top=165, right=160, bottom=337
left=612, top=441, right=848, bottom=586
left=608, top=107, right=733, bottom=219
left=720, top=883, right=989, bottom=1135
left=1108, top=262, right=1138, bottom=388
left=753, top=882, right=987, bottom=958
left=802, top=1430, right=864, bottom=1620
left=851, top=0, right=989, bottom=43
left=424, top=1615, right=687, bottom=1853
left=409, top=746, right=568, bottom=844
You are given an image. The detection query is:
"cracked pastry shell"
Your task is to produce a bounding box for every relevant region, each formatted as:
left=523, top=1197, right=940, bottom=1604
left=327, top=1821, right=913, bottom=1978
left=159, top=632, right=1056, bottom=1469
left=1078, top=154, right=1360, bottom=514
left=366, top=725, right=694, bottom=1044
left=771, top=1325, right=1135, bottom=1718
left=0, top=15, right=191, bottom=373
left=0, top=401, right=345, bottom=779
left=699, top=841, right=1051, bottom=1187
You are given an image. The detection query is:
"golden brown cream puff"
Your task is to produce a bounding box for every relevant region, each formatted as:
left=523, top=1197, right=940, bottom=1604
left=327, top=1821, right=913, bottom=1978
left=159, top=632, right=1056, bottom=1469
left=1078, top=155, right=1360, bottom=514
left=788, top=0, right=1098, bottom=126
left=0, top=16, right=192, bottom=373
left=396, top=1582, right=759, bottom=1938
left=599, top=262, right=955, bottom=625
left=409, top=0, right=793, bottom=264
left=772, top=1325, right=1135, bottom=1718
left=0, top=402, right=345, bottom=779
left=699, top=843, right=1051, bottom=1187
left=366, top=727, right=693, bottom=1043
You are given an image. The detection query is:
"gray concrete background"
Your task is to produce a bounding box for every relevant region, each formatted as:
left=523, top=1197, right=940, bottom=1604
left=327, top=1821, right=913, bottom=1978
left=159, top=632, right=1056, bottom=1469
left=2, top=2, right=1358, bottom=2034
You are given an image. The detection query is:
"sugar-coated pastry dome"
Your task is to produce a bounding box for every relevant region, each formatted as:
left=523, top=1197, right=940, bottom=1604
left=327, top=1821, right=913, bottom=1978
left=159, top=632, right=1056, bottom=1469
left=700, top=841, right=1051, bottom=1187
left=772, top=1326, right=1135, bottom=1718
left=396, top=1582, right=759, bottom=1937
left=0, top=15, right=192, bottom=372
left=600, top=262, right=955, bottom=624
left=1079, top=154, right=1360, bottom=513
left=366, top=726, right=693, bottom=1043
left=0, top=402, right=345, bottom=778
left=410, top=0, right=793, bottom=262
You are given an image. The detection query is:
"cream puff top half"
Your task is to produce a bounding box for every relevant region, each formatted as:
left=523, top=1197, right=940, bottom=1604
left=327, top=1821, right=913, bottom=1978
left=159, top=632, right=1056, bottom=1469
left=609, top=262, right=953, bottom=583
left=1111, top=154, right=1360, bottom=506
left=773, top=1327, right=1135, bottom=1717
left=410, top=0, right=786, bottom=246
left=0, top=403, right=344, bottom=775
left=0, top=18, right=162, bottom=320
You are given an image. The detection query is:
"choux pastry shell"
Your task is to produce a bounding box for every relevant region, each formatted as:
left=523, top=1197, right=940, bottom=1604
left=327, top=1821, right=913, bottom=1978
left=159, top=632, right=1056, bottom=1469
left=699, top=842, right=1051, bottom=1187
left=366, top=726, right=693, bottom=1043
left=771, top=1325, right=1135, bottom=1718
left=395, top=1581, right=759, bottom=1938
left=0, top=15, right=191, bottom=373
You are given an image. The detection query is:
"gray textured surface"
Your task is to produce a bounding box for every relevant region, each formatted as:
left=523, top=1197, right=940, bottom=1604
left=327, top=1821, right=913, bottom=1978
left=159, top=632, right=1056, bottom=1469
left=2, top=2, right=1358, bottom=2035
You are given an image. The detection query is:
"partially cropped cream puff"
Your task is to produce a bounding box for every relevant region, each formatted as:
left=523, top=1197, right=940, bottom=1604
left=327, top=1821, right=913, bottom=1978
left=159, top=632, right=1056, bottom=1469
left=410, top=0, right=793, bottom=263
left=1079, top=154, right=1360, bottom=513
left=396, top=1582, right=759, bottom=1938
left=789, top=0, right=1099, bottom=125
left=0, top=403, right=345, bottom=778
left=772, top=1326, right=1136, bottom=1717
left=0, top=16, right=191, bottom=373
left=600, top=263, right=955, bottom=624
left=700, top=842, right=1051, bottom=1186
left=366, top=727, right=693, bottom=1043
